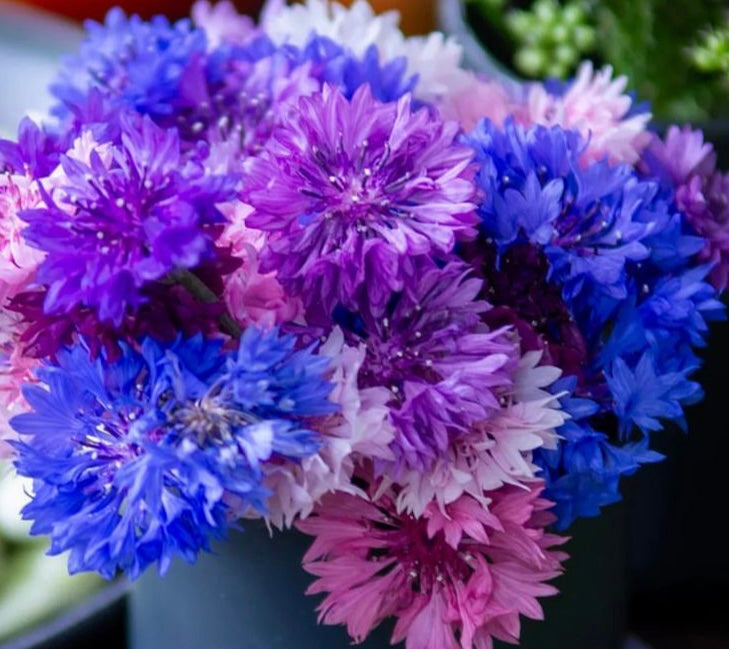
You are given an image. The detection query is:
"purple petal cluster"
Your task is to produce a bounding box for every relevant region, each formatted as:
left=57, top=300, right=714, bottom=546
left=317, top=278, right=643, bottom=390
left=20, top=115, right=235, bottom=325
left=641, top=125, right=729, bottom=291
left=244, top=83, right=478, bottom=321
left=338, top=261, right=518, bottom=471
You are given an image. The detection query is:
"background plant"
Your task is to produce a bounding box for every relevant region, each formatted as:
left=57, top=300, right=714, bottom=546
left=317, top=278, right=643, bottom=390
left=467, top=0, right=729, bottom=121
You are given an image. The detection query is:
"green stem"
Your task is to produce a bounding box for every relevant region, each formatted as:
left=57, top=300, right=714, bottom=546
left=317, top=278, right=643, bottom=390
left=167, top=269, right=242, bottom=339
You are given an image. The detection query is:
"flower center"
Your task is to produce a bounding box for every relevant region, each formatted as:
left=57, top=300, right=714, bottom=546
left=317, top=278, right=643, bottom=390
left=370, top=510, right=472, bottom=593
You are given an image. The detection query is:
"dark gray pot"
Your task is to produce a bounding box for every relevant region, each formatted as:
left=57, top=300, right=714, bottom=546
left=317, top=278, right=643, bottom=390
left=128, top=505, right=627, bottom=649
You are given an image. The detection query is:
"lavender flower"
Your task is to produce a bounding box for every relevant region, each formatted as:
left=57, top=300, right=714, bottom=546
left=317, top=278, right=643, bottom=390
left=641, top=125, right=729, bottom=291
left=11, top=327, right=336, bottom=579
left=338, top=261, right=518, bottom=471
left=244, top=83, right=478, bottom=320
left=20, top=115, right=235, bottom=326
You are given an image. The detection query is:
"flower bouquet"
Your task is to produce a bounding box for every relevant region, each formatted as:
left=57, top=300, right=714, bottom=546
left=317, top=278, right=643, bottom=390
left=1, top=1, right=728, bottom=648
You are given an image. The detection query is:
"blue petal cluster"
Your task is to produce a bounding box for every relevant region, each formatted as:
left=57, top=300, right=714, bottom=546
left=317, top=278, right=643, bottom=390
left=465, top=118, right=725, bottom=527
left=48, top=9, right=416, bottom=157
left=10, top=327, right=336, bottom=579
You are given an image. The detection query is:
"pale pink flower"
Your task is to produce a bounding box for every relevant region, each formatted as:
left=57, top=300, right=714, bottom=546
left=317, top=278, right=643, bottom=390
left=297, top=479, right=567, bottom=649
left=394, top=351, right=566, bottom=516
left=0, top=173, right=44, bottom=305
left=523, top=61, right=651, bottom=165
left=263, top=328, right=395, bottom=528
left=435, top=74, right=517, bottom=133
left=192, top=0, right=257, bottom=48
left=218, top=202, right=303, bottom=327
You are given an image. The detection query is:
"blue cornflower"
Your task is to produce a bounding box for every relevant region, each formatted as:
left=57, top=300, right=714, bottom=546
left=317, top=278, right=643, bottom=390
left=533, top=377, right=663, bottom=529
left=283, top=35, right=417, bottom=103
left=49, top=11, right=416, bottom=163
left=11, top=327, right=336, bottom=579
left=465, top=117, right=725, bottom=527
left=51, top=8, right=208, bottom=123
left=19, top=113, right=235, bottom=326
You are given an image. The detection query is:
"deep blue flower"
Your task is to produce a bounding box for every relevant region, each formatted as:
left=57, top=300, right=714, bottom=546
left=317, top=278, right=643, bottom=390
left=49, top=11, right=417, bottom=165
left=533, top=377, right=663, bottom=529
left=11, top=327, right=336, bottom=579
left=19, top=113, right=235, bottom=326
left=283, top=35, right=417, bottom=103
left=465, top=118, right=725, bottom=527
left=51, top=8, right=208, bottom=123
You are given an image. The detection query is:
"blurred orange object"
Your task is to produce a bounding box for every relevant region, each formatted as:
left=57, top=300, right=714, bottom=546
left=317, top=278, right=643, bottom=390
left=9, top=0, right=434, bottom=35
left=8, top=0, right=264, bottom=22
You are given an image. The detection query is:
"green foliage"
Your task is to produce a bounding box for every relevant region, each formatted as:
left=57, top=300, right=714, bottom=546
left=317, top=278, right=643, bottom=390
left=467, top=0, right=729, bottom=121
left=689, top=19, right=729, bottom=75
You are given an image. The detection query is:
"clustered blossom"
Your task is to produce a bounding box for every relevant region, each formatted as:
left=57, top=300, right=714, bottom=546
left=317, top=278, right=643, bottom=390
left=520, top=61, right=652, bottom=165
left=10, top=327, right=336, bottom=578
left=1, top=1, right=727, bottom=648
left=297, top=479, right=567, bottom=649
left=19, top=115, right=235, bottom=326
left=244, top=83, right=478, bottom=320
left=464, top=116, right=724, bottom=527
left=641, top=125, right=729, bottom=291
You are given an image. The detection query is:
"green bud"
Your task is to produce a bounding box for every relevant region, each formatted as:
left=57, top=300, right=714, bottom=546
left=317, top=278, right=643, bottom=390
left=574, top=24, right=596, bottom=51
left=515, top=46, right=547, bottom=77
left=555, top=43, right=576, bottom=66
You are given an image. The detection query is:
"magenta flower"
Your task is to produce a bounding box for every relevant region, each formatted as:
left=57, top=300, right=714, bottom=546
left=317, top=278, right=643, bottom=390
left=297, top=479, right=567, bottom=649
left=643, top=125, right=729, bottom=291
left=244, top=83, right=478, bottom=319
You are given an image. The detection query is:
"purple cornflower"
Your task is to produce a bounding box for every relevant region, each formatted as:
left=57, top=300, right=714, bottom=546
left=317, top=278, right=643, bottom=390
left=642, top=125, right=729, bottom=291
left=340, top=261, right=518, bottom=471
left=244, top=83, right=478, bottom=321
left=20, top=114, right=235, bottom=326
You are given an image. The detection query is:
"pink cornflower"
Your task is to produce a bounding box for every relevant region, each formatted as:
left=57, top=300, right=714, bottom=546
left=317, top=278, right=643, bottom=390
left=218, top=202, right=303, bottom=327
left=435, top=73, right=518, bottom=134
left=191, top=0, right=257, bottom=48
left=522, top=61, right=651, bottom=165
left=0, top=173, right=44, bottom=305
left=297, top=478, right=567, bottom=649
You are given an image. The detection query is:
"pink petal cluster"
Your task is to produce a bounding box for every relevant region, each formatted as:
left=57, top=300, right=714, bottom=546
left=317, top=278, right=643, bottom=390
left=643, top=125, right=729, bottom=290
left=435, top=73, right=519, bottom=134
left=1, top=173, right=44, bottom=454
left=297, top=479, right=567, bottom=649
left=0, top=311, right=38, bottom=455
left=262, top=328, right=395, bottom=528
left=0, top=173, right=44, bottom=305
left=394, top=351, right=566, bottom=516
left=521, top=62, right=651, bottom=165
left=218, top=202, right=304, bottom=327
